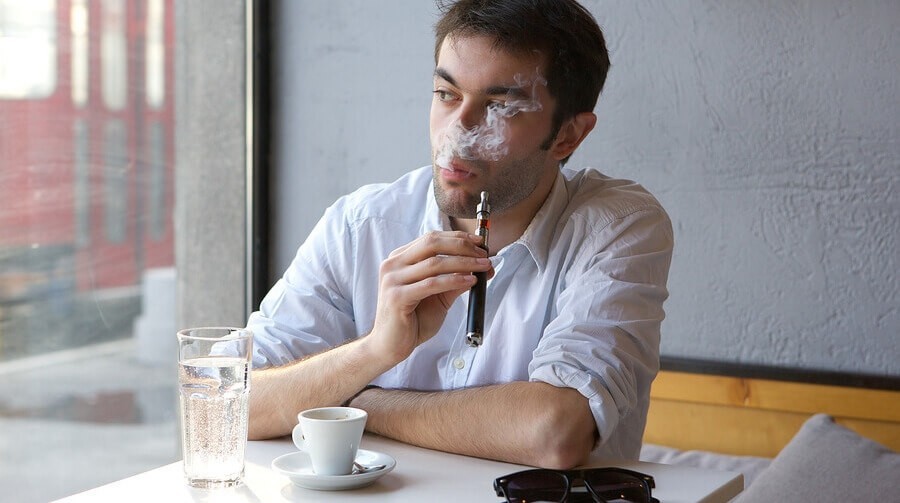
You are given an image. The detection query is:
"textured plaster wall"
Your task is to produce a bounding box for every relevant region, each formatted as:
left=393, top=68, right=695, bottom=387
left=271, top=1, right=436, bottom=274
left=273, top=1, right=899, bottom=376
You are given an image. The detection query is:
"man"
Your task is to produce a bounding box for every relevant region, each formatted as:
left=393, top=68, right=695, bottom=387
left=247, top=0, right=673, bottom=470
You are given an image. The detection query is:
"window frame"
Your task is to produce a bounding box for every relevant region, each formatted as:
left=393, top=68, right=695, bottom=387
left=174, top=0, right=268, bottom=328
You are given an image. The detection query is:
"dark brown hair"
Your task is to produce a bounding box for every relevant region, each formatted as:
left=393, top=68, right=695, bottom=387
left=434, top=0, right=610, bottom=144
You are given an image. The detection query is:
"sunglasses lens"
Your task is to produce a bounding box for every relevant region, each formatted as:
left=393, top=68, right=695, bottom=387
left=583, top=472, right=651, bottom=503
left=502, top=470, right=569, bottom=503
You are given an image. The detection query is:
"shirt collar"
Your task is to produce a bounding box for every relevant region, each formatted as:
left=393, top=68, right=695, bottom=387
left=515, top=171, right=568, bottom=273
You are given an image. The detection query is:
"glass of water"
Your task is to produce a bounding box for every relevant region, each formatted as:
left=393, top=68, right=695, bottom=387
left=177, top=327, right=253, bottom=488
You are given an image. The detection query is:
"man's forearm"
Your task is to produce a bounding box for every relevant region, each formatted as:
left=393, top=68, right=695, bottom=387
left=350, top=381, right=597, bottom=469
left=248, top=337, right=393, bottom=439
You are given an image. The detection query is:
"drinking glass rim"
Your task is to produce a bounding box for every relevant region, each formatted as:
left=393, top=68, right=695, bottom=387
left=177, top=326, right=252, bottom=341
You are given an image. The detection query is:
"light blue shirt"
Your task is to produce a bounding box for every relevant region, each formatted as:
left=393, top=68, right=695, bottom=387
left=248, top=165, right=673, bottom=459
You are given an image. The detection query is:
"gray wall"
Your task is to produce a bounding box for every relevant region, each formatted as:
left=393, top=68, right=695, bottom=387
left=272, top=1, right=899, bottom=376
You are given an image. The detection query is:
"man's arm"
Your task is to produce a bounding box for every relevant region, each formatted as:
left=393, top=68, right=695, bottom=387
left=349, top=382, right=597, bottom=470
left=249, top=230, right=493, bottom=439
left=248, top=337, right=392, bottom=439
left=345, top=204, right=672, bottom=466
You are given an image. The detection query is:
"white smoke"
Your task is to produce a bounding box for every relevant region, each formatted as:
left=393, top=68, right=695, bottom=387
left=435, top=69, right=548, bottom=168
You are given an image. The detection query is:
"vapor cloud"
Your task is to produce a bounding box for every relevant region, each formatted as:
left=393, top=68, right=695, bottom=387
left=434, top=70, right=547, bottom=168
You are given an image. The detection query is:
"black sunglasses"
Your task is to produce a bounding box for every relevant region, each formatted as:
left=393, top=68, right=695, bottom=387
left=494, top=467, right=660, bottom=503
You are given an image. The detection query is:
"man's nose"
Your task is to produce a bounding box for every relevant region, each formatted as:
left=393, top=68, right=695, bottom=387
left=455, top=101, right=485, bottom=130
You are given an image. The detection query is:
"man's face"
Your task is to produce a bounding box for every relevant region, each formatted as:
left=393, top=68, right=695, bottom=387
left=430, top=34, right=560, bottom=219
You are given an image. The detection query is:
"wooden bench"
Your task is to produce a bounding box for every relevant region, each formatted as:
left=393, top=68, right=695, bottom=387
left=644, top=362, right=900, bottom=458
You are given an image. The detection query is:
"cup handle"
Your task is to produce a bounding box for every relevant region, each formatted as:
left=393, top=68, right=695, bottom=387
left=292, top=423, right=306, bottom=451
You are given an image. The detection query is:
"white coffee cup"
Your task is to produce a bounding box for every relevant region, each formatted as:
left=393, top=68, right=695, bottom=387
left=292, top=407, right=368, bottom=475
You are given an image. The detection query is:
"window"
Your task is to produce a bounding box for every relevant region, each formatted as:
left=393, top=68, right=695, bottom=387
left=0, top=1, right=249, bottom=500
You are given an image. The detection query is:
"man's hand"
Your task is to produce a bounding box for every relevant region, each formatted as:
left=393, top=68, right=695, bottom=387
left=367, top=230, right=493, bottom=366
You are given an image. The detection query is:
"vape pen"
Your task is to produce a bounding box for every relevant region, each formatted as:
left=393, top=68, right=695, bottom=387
left=465, top=191, right=490, bottom=347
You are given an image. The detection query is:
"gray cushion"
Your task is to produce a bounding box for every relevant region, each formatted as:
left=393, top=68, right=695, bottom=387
left=640, top=443, right=771, bottom=487
left=736, top=413, right=900, bottom=502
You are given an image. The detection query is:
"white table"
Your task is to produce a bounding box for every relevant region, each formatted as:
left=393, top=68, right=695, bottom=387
left=58, top=434, right=742, bottom=502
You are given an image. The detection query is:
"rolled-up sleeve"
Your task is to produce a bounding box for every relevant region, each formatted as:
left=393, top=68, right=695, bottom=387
left=529, top=207, right=673, bottom=457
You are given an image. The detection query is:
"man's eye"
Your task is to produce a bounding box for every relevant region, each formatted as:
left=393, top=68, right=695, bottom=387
left=433, top=90, right=455, bottom=102
left=487, top=101, right=517, bottom=116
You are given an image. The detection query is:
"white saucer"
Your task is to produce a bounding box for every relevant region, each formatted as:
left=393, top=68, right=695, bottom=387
left=271, top=449, right=396, bottom=491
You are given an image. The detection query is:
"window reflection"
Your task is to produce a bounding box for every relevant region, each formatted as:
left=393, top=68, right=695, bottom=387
left=71, top=0, right=89, bottom=107
left=0, top=0, right=56, bottom=99
left=74, top=119, right=90, bottom=247
left=101, top=0, right=126, bottom=111
left=147, top=122, right=166, bottom=241
left=103, top=119, right=128, bottom=244
left=145, top=0, right=165, bottom=109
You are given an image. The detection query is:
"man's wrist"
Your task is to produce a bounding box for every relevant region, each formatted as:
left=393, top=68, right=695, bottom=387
left=356, top=327, right=408, bottom=371
left=344, top=384, right=381, bottom=407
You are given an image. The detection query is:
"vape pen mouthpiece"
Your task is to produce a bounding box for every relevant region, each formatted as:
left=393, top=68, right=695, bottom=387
left=477, top=191, right=491, bottom=215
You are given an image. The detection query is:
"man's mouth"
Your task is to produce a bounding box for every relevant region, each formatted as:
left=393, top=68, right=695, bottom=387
left=442, top=160, right=470, bottom=173
left=438, top=160, right=477, bottom=181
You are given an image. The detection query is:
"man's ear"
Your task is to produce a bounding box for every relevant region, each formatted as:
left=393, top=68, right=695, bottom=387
left=550, top=112, right=597, bottom=161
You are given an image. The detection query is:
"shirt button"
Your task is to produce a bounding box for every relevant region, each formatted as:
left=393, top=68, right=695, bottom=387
left=453, top=358, right=465, bottom=370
